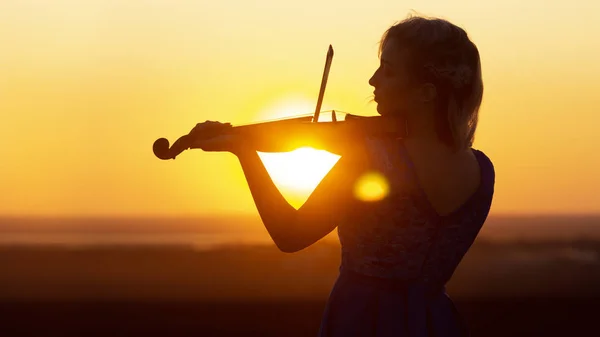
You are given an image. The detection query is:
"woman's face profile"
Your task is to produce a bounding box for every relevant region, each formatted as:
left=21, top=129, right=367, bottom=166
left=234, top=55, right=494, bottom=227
left=369, top=38, right=419, bottom=117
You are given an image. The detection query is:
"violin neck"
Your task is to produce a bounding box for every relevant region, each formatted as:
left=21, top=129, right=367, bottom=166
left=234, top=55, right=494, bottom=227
left=229, top=115, right=314, bottom=133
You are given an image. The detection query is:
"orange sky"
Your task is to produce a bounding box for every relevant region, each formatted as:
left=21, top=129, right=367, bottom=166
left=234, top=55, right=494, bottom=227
left=1, top=1, right=599, bottom=217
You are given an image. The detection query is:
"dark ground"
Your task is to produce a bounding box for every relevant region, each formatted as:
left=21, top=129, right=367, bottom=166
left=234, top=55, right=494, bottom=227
left=0, top=235, right=599, bottom=336
left=0, top=298, right=598, bottom=337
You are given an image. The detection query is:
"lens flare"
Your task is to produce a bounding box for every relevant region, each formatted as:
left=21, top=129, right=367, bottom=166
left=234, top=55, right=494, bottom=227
left=353, top=171, right=390, bottom=202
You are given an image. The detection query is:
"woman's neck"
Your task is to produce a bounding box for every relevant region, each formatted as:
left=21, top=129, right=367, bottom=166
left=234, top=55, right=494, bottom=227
left=405, top=113, right=439, bottom=143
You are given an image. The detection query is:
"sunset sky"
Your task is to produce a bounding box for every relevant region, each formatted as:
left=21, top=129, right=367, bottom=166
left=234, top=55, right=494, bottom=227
left=1, top=0, right=599, bottom=217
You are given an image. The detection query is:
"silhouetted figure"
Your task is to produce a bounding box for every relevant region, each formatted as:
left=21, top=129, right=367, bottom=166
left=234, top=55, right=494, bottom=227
left=195, top=13, right=495, bottom=337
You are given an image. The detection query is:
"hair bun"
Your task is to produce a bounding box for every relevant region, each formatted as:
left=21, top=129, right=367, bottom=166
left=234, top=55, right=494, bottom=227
left=424, top=63, right=473, bottom=90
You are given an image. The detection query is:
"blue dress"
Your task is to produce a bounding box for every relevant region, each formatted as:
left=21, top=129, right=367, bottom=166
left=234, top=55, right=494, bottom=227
left=318, top=137, right=496, bottom=337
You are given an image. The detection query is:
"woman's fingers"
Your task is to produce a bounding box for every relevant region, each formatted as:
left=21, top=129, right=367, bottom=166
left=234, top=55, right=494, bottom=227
left=189, top=121, right=232, bottom=137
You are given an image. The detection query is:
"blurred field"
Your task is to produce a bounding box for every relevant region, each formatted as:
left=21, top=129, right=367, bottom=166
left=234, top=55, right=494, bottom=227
left=0, top=215, right=598, bottom=336
left=0, top=239, right=599, bottom=336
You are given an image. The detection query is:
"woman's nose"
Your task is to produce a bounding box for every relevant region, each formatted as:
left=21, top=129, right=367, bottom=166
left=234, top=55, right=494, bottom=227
left=369, top=73, right=376, bottom=87
left=368, top=68, right=379, bottom=87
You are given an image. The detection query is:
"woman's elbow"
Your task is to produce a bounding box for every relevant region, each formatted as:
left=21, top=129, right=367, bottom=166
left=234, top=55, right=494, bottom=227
left=265, top=218, right=307, bottom=253
left=274, top=239, right=307, bottom=253
left=267, top=217, right=328, bottom=253
left=273, top=224, right=336, bottom=253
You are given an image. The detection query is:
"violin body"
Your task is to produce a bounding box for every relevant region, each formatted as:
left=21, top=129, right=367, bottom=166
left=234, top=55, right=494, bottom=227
left=152, top=112, right=406, bottom=160
left=237, top=113, right=406, bottom=154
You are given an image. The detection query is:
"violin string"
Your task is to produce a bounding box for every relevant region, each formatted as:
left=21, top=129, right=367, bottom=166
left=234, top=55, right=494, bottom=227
left=322, top=110, right=351, bottom=116
left=233, top=110, right=356, bottom=127
left=240, top=110, right=355, bottom=126
left=239, top=113, right=315, bottom=126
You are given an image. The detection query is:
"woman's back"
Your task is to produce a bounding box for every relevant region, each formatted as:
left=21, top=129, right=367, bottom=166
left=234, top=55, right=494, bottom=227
left=336, top=136, right=495, bottom=284
left=403, top=139, right=483, bottom=217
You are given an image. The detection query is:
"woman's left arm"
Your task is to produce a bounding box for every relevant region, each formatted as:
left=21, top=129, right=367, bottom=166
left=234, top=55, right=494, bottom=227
left=234, top=149, right=299, bottom=252
left=195, top=130, right=358, bottom=253
left=235, top=148, right=357, bottom=253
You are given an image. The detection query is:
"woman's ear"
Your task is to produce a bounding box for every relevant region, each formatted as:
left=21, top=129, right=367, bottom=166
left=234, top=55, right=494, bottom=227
left=418, top=83, right=437, bottom=103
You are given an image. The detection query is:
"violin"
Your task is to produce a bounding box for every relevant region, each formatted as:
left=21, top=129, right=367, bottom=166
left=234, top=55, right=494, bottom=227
left=152, top=45, right=406, bottom=160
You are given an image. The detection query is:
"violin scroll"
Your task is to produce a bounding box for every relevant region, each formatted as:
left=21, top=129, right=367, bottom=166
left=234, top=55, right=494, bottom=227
left=152, top=134, right=197, bottom=160
left=152, top=137, right=173, bottom=160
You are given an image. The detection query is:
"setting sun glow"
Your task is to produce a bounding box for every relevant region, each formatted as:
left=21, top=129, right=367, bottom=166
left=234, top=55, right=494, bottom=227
left=1, top=1, right=599, bottom=216
left=258, top=147, right=341, bottom=208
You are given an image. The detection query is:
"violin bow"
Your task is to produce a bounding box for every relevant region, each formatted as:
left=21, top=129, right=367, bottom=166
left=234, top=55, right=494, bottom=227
left=152, top=45, right=338, bottom=160
left=312, top=45, right=334, bottom=123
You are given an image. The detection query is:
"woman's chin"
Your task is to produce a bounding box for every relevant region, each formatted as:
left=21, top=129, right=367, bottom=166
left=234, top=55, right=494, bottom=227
left=375, top=102, right=401, bottom=117
left=376, top=104, right=388, bottom=116
left=377, top=106, right=405, bottom=118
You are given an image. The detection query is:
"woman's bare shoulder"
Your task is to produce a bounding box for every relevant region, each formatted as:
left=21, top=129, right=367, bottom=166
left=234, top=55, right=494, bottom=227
left=405, top=145, right=484, bottom=216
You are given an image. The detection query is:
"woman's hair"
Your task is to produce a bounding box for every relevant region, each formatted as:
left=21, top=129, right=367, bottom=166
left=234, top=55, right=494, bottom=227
left=379, top=14, right=484, bottom=151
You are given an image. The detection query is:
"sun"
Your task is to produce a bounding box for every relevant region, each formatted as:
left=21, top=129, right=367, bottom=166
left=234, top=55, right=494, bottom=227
left=258, top=147, right=341, bottom=208
left=254, top=94, right=316, bottom=122
left=254, top=96, right=342, bottom=208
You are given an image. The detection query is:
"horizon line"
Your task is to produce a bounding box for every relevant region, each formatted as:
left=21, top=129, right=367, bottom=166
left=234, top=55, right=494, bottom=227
left=1, top=212, right=600, bottom=219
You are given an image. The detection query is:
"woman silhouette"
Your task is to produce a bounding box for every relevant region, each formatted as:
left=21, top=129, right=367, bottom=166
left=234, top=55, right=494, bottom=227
left=194, top=14, right=495, bottom=337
